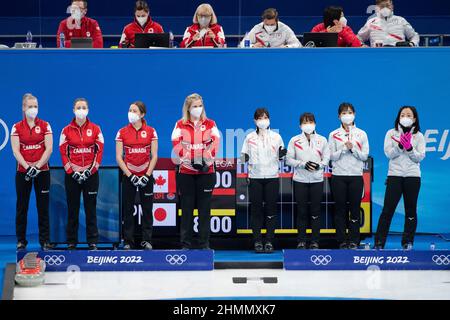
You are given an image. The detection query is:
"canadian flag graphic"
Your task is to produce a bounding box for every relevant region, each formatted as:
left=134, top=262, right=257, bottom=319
left=153, top=203, right=176, bottom=227
left=153, top=170, right=176, bottom=193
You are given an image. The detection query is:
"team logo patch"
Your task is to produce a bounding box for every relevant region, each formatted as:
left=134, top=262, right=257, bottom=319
left=87, top=129, right=92, bottom=137
left=35, top=126, right=41, bottom=134
left=148, top=28, right=154, bottom=33
left=86, top=32, right=91, bottom=37
left=141, top=131, right=147, bottom=138
left=200, top=125, right=206, bottom=132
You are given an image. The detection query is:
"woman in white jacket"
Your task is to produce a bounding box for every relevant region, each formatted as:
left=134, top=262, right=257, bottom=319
left=375, top=106, right=425, bottom=249
left=286, top=113, right=330, bottom=249
left=241, top=108, right=286, bottom=253
left=328, top=103, right=369, bottom=249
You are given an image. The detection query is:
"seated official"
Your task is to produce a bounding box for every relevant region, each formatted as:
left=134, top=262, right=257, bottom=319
left=119, top=0, right=164, bottom=48
left=57, top=0, right=103, bottom=48
left=358, top=0, right=419, bottom=47
left=240, top=8, right=301, bottom=48
left=311, top=6, right=361, bottom=47
left=180, top=3, right=226, bottom=48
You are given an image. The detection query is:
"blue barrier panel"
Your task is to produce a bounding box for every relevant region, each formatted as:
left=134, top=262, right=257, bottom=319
left=284, top=249, right=450, bottom=270
left=17, top=249, right=214, bottom=271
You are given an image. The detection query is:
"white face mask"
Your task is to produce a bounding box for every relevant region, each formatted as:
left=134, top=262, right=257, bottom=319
left=341, top=114, right=355, bottom=125
left=190, top=107, right=203, bottom=119
left=265, top=25, right=276, bottom=33
left=400, top=117, right=414, bottom=128
left=71, top=7, right=83, bottom=21
left=256, top=119, right=270, bottom=130
left=301, top=123, right=316, bottom=135
left=198, top=16, right=211, bottom=28
left=75, top=109, right=88, bottom=120
left=340, top=17, right=348, bottom=27
left=136, top=16, right=148, bottom=27
left=379, top=7, right=393, bottom=18
left=25, top=108, right=38, bottom=119
left=128, top=112, right=141, bottom=124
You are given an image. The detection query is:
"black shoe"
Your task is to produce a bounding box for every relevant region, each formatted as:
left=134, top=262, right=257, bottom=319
left=348, top=242, right=358, bottom=250
left=309, top=241, right=320, bottom=250
left=123, top=244, right=132, bottom=250
left=373, top=242, right=384, bottom=250
left=402, top=242, right=413, bottom=250
left=141, top=241, right=152, bottom=250
left=181, top=245, right=190, bottom=250
left=67, top=243, right=77, bottom=250
left=339, top=242, right=349, bottom=249
left=254, top=241, right=264, bottom=253
left=264, top=242, right=274, bottom=253
left=41, top=242, right=54, bottom=251
left=16, top=241, right=27, bottom=250
left=297, top=241, right=307, bottom=249
left=88, top=243, right=98, bottom=251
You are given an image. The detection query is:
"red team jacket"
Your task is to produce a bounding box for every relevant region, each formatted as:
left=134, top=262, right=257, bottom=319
left=171, top=118, right=220, bottom=174
left=180, top=24, right=226, bottom=48
left=11, top=118, right=52, bottom=173
left=56, top=17, right=104, bottom=48
left=115, top=120, right=158, bottom=176
left=119, top=18, right=164, bottom=48
left=311, top=23, right=362, bottom=47
left=59, top=118, right=104, bottom=175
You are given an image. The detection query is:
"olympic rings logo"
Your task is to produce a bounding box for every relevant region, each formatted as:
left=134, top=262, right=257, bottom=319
left=165, top=254, right=187, bottom=265
left=44, top=255, right=66, bottom=266
left=310, top=255, right=332, bottom=266
left=432, top=255, right=450, bottom=266
left=0, top=119, right=9, bottom=152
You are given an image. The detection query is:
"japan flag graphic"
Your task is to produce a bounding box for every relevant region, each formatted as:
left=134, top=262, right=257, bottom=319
left=153, top=203, right=176, bottom=227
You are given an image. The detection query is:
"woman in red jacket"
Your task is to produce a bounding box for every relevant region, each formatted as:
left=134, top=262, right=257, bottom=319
left=171, top=93, right=220, bottom=249
left=59, top=98, right=104, bottom=250
left=116, top=101, right=158, bottom=250
left=119, top=0, right=164, bottom=48
left=11, top=94, right=53, bottom=251
left=180, top=3, right=226, bottom=48
left=311, top=6, right=361, bottom=47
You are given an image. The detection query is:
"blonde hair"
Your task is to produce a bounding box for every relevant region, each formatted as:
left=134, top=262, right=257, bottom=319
left=193, top=3, right=218, bottom=25
left=22, top=93, right=37, bottom=107
left=182, top=93, right=207, bottom=123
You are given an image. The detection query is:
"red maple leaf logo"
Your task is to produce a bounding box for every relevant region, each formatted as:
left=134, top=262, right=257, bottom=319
left=155, top=175, right=166, bottom=187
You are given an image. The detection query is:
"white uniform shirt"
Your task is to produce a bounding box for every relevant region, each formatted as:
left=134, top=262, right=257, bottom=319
left=240, top=21, right=302, bottom=48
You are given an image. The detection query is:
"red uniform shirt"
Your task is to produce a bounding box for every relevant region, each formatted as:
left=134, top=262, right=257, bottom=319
left=119, top=17, right=164, bottom=48
left=311, top=23, right=362, bottom=47
left=56, top=16, right=103, bottom=48
left=115, top=120, right=158, bottom=176
left=11, top=118, right=52, bottom=173
left=59, top=118, right=104, bottom=175
left=180, top=23, right=226, bottom=48
left=171, top=118, right=220, bottom=174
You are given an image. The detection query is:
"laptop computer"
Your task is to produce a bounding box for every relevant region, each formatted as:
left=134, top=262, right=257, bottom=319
left=303, top=32, right=339, bottom=47
left=71, top=37, right=93, bottom=48
left=14, top=42, right=37, bottom=49
left=135, top=33, right=170, bottom=48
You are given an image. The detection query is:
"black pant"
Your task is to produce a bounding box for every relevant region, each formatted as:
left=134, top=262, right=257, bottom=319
left=65, top=172, right=99, bottom=244
left=249, top=178, right=279, bottom=242
left=178, top=173, right=216, bottom=247
left=375, top=176, right=421, bottom=246
left=294, top=181, right=323, bottom=243
left=122, top=175, right=154, bottom=245
left=15, top=171, right=50, bottom=246
left=331, top=175, right=364, bottom=244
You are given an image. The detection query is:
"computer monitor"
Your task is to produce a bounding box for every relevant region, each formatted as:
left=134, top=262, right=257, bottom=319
left=71, top=37, right=93, bottom=48
left=135, top=33, right=170, bottom=48
left=303, top=32, right=339, bottom=47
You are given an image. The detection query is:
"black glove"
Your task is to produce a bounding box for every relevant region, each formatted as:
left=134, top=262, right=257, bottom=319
left=201, top=161, right=210, bottom=173
left=129, top=174, right=140, bottom=187
left=278, top=146, right=287, bottom=160
left=305, top=161, right=320, bottom=171
left=242, top=153, right=250, bottom=163
left=72, top=172, right=84, bottom=184
left=398, top=142, right=404, bottom=150
left=138, top=175, right=151, bottom=188
left=25, top=166, right=39, bottom=179
left=80, top=169, right=91, bottom=181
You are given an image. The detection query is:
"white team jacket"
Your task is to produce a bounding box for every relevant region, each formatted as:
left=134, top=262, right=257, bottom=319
left=328, top=125, right=369, bottom=176
left=241, top=129, right=284, bottom=179
left=240, top=21, right=302, bottom=48
left=384, top=127, right=426, bottom=177
left=286, top=132, right=330, bottom=183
